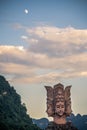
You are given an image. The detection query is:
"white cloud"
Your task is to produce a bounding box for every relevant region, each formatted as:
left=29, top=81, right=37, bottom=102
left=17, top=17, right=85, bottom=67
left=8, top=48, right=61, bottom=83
left=21, top=35, right=38, bottom=45
left=27, top=26, right=87, bottom=44
left=0, top=26, right=87, bottom=84
left=21, top=35, right=28, bottom=40
left=9, top=70, right=87, bottom=84
left=13, top=23, right=23, bottom=30
left=23, top=26, right=87, bottom=58
left=0, top=43, right=87, bottom=84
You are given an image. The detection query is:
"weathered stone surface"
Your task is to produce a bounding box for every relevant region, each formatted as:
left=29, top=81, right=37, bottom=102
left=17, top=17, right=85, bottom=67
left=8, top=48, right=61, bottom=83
left=44, top=83, right=72, bottom=118
left=44, top=83, right=78, bottom=130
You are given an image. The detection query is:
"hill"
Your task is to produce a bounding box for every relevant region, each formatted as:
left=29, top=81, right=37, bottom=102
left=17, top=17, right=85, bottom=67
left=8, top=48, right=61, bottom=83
left=32, top=118, right=49, bottom=130
left=67, top=113, right=87, bottom=130
left=33, top=114, right=87, bottom=130
left=0, top=75, right=41, bottom=130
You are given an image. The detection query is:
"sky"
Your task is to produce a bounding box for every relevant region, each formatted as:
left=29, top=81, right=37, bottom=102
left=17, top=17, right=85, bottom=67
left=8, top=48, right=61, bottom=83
left=0, top=0, right=87, bottom=119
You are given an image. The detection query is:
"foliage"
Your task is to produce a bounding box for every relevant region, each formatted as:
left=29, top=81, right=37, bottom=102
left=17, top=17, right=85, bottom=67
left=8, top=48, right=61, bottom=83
left=0, top=75, right=41, bottom=130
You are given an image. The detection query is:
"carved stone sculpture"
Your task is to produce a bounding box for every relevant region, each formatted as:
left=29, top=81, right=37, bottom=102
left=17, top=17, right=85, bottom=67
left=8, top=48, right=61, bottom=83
left=45, top=83, right=78, bottom=130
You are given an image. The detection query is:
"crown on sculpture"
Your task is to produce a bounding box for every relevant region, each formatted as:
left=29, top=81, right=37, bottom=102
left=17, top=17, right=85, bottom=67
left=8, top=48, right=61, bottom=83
left=45, top=83, right=72, bottom=117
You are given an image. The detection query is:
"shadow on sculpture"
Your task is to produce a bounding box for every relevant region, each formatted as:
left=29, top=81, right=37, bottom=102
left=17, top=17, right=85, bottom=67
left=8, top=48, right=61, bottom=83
left=45, top=83, right=78, bottom=130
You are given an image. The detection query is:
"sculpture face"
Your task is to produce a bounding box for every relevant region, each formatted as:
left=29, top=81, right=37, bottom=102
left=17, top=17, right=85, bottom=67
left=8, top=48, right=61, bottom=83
left=55, top=101, right=65, bottom=116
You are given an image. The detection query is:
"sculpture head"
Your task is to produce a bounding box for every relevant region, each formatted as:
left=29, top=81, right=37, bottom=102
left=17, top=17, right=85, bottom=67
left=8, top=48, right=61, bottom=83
left=45, top=83, right=72, bottom=118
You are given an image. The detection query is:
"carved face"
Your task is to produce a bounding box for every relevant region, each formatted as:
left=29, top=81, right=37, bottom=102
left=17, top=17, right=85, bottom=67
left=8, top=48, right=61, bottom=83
left=46, top=104, right=53, bottom=116
left=55, top=101, right=65, bottom=116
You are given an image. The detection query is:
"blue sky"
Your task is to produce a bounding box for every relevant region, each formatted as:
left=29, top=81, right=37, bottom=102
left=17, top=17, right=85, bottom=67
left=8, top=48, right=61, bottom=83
left=0, top=0, right=87, bottom=119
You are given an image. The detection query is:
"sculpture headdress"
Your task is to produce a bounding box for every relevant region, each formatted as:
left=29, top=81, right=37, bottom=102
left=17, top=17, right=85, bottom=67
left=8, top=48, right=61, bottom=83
left=45, top=83, right=72, bottom=117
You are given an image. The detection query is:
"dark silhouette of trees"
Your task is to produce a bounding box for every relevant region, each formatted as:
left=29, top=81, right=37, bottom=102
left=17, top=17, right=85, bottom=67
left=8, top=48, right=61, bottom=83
left=0, top=75, right=41, bottom=130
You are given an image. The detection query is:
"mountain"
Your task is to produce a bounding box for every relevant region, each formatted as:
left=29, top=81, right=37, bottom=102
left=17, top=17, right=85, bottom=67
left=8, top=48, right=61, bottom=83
left=32, top=118, right=49, bottom=130
left=33, top=114, right=87, bottom=130
left=67, top=113, right=87, bottom=130
left=0, top=75, right=41, bottom=130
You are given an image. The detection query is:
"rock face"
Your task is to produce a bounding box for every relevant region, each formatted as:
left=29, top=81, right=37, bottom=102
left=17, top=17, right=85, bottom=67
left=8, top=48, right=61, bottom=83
left=0, top=75, right=41, bottom=130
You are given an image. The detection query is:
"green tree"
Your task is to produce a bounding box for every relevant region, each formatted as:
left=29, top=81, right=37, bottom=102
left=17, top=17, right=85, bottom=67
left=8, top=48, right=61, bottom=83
left=0, top=75, right=41, bottom=130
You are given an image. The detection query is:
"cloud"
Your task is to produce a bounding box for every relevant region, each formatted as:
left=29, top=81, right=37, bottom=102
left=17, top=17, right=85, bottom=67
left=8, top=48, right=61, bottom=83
left=27, top=26, right=87, bottom=44
left=9, top=69, right=87, bottom=84
left=21, top=35, right=28, bottom=40
left=0, top=26, right=87, bottom=84
left=24, top=26, right=87, bottom=57
left=13, top=23, right=23, bottom=30
left=0, top=44, right=87, bottom=84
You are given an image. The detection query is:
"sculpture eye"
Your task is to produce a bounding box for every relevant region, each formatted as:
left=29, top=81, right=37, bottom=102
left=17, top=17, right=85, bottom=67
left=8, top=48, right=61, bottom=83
left=61, top=105, right=64, bottom=108
left=56, top=105, right=60, bottom=108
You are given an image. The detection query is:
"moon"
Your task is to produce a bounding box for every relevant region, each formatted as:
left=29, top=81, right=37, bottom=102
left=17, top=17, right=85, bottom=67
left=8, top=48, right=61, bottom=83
left=24, top=9, right=29, bottom=14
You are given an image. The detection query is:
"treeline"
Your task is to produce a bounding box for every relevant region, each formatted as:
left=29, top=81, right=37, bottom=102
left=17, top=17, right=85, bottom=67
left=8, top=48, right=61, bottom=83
left=0, top=75, right=41, bottom=130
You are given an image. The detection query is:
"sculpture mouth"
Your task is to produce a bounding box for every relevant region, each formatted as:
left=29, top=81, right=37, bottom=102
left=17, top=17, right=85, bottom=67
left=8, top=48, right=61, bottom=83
left=55, top=112, right=64, bottom=117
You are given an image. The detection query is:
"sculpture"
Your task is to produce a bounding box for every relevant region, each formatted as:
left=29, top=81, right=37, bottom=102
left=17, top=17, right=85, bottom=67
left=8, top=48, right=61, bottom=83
left=45, top=83, right=78, bottom=130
